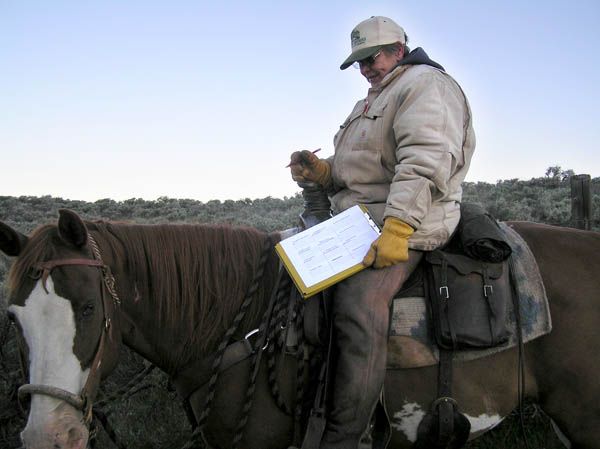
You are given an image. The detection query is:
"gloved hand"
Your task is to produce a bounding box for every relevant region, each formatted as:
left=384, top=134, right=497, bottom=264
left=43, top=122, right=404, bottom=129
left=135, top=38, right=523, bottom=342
left=288, top=150, right=331, bottom=187
left=363, top=217, right=414, bottom=269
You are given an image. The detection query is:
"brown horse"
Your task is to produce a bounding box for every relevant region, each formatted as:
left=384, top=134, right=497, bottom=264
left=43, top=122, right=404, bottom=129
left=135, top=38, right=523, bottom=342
left=1, top=209, right=598, bottom=449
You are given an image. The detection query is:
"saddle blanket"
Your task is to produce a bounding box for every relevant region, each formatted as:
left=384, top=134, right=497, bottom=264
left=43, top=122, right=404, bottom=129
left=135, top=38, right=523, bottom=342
left=387, top=222, right=552, bottom=369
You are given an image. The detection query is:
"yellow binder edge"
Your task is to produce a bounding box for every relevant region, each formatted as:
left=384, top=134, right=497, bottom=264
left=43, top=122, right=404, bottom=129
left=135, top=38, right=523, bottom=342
left=275, top=204, right=380, bottom=299
left=275, top=243, right=368, bottom=299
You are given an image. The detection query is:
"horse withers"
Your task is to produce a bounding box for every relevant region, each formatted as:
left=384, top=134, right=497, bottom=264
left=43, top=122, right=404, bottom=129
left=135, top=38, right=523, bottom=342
left=1, top=209, right=599, bottom=449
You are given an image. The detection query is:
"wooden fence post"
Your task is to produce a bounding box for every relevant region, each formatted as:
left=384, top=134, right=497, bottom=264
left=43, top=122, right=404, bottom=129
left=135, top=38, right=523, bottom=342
left=570, top=174, right=592, bottom=230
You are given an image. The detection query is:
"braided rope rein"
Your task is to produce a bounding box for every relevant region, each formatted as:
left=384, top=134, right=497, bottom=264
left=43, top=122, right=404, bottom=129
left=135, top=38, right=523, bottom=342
left=265, top=276, right=295, bottom=416
left=88, top=235, right=120, bottom=306
left=181, top=234, right=274, bottom=449
left=231, top=274, right=292, bottom=449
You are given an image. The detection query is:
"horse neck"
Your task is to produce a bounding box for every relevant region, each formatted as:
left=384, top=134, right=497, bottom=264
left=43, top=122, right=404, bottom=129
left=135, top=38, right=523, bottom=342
left=117, top=275, right=209, bottom=375
left=116, top=271, right=277, bottom=377
left=94, top=224, right=279, bottom=376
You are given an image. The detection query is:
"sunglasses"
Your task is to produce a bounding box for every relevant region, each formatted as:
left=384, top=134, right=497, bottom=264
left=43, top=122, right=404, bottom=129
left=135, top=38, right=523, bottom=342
left=352, top=50, right=383, bottom=69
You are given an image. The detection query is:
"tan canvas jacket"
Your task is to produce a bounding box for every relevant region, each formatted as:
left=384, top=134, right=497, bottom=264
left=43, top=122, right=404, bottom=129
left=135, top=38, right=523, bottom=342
left=327, top=56, right=475, bottom=251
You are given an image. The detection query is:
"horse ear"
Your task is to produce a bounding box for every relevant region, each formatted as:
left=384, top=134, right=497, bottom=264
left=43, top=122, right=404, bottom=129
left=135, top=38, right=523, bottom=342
left=58, top=209, right=88, bottom=248
left=0, top=221, right=28, bottom=256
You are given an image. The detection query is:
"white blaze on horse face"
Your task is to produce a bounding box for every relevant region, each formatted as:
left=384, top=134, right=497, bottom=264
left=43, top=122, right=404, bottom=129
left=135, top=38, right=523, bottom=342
left=8, top=277, right=90, bottom=427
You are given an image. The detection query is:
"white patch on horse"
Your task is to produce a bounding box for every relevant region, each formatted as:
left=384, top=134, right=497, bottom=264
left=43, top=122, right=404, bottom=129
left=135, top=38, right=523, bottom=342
left=464, top=412, right=504, bottom=435
left=390, top=402, right=426, bottom=443
left=391, top=402, right=505, bottom=442
left=8, top=277, right=89, bottom=427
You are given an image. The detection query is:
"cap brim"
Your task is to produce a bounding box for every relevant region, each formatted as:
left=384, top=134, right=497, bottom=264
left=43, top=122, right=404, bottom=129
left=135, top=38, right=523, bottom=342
left=340, top=45, right=384, bottom=70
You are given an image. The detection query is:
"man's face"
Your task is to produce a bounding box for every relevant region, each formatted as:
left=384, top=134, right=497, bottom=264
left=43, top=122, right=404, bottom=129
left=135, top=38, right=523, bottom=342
left=359, top=46, right=404, bottom=87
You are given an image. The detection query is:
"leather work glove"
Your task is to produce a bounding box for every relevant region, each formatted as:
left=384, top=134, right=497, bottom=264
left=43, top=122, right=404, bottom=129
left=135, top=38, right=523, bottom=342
left=288, top=150, right=331, bottom=187
left=363, top=217, right=414, bottom=269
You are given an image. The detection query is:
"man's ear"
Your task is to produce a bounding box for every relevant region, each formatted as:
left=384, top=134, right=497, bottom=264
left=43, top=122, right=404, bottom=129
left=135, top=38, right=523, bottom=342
left=58, top=209, right=88, bottom=248
left=398, top=43, right=405, bottom=60
left=0, top=222, right=28, bottom=256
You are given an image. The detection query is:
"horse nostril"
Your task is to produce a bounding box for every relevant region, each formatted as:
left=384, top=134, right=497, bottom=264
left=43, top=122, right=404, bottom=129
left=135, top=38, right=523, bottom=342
left=46, top=426, right=85, bottom=449
left=52, top=431, right=62, bottom=448
left=66, top=426, right=86, bottom=449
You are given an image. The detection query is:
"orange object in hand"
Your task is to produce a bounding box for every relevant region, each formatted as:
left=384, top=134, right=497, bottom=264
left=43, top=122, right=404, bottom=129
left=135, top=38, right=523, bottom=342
left=288, top=149, right=331, bottom=187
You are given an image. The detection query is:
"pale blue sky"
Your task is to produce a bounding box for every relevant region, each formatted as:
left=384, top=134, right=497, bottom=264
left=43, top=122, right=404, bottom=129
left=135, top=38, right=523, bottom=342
left=2, top=1, right=599, bottom=202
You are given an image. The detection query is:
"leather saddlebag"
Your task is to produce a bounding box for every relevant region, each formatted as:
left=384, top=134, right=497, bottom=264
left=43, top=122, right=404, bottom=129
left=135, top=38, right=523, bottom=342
left=425, top=250, right=511, bottom=350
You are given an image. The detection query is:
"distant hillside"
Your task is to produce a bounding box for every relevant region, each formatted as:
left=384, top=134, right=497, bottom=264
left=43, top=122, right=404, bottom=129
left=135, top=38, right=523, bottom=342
left=1, top=167, right=598, bottom=235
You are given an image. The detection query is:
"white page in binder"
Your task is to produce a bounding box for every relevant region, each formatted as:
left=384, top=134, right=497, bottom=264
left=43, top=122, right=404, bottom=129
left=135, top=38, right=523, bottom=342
left=279, top=205, right=380, bottom=288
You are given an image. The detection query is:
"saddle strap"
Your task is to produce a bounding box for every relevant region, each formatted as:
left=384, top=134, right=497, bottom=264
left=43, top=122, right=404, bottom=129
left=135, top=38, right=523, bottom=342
left=439, top=259, right=458, bottom=350
left=510, top=256, right=530, bottom=446
left=436, top=349, right=455, bottom=443
left=481, top=267, right=498, bottom=347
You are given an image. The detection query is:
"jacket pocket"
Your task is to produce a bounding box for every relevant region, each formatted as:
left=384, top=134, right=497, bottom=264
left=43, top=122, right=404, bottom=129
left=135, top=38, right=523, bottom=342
left=352, top=102, right=387, bottom=152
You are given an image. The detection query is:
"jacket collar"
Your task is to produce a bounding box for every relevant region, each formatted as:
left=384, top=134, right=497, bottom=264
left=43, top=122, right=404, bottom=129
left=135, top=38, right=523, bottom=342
left=368, top=47, right=445, bottom=93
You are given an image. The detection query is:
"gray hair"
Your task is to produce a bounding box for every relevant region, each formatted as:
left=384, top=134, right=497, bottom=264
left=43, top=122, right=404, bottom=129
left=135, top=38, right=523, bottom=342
left=381, top=34, right=410, bottom=56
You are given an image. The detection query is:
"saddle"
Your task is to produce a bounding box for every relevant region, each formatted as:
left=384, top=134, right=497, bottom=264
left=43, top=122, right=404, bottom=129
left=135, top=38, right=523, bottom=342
left=303, top=202, right=515, bottom=352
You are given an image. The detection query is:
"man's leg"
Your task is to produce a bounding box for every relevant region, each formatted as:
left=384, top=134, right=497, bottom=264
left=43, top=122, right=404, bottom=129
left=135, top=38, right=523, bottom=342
left=321, top=251, right=422, bottom=449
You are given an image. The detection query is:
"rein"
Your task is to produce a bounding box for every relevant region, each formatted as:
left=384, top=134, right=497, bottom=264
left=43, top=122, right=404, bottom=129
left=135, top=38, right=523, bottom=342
left=179, top=234, right=295, bottom=449
left=17, top=234, right=121, bottom=425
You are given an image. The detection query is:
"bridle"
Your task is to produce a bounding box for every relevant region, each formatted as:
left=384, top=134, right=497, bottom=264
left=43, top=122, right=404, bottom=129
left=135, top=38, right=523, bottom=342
left=17, top=234, right=121, bottom=425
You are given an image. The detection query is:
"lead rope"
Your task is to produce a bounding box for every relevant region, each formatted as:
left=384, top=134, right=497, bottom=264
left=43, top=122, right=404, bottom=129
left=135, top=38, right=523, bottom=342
left=90, top=362, right=155, bottom=449
left=94, top=363, right=156, bottom=409
left=89, top=408, right=128, bottom=449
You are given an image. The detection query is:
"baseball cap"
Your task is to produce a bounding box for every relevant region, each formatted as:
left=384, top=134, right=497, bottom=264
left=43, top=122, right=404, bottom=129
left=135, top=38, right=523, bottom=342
left=340, top=16, right=406, bottom=70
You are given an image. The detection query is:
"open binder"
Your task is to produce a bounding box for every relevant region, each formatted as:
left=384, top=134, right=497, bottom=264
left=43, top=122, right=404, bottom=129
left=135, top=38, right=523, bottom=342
left=275, top=205, right=381, bottom=298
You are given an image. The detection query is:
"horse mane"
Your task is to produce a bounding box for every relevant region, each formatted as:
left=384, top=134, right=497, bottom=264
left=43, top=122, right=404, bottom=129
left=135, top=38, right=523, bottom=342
left=89, top=221, right=281, bottom=369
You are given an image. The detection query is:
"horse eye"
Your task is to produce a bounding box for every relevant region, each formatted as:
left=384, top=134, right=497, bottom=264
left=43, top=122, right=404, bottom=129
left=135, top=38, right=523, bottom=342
left=81, top=303, right=95, bottom=318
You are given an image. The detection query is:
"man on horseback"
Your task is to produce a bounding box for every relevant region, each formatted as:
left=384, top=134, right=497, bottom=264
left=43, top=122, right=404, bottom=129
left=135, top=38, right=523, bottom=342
left=289, top=16, right=476, bottom=449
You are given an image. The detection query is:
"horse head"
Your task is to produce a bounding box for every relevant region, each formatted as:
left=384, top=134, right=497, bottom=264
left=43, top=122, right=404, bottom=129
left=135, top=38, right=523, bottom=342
left=1, top=209, right=121, bottom=449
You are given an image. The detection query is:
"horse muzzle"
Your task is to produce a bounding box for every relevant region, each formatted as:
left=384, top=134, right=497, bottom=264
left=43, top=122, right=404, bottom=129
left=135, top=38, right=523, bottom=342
left=19, top=395, right=89, bottom=449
